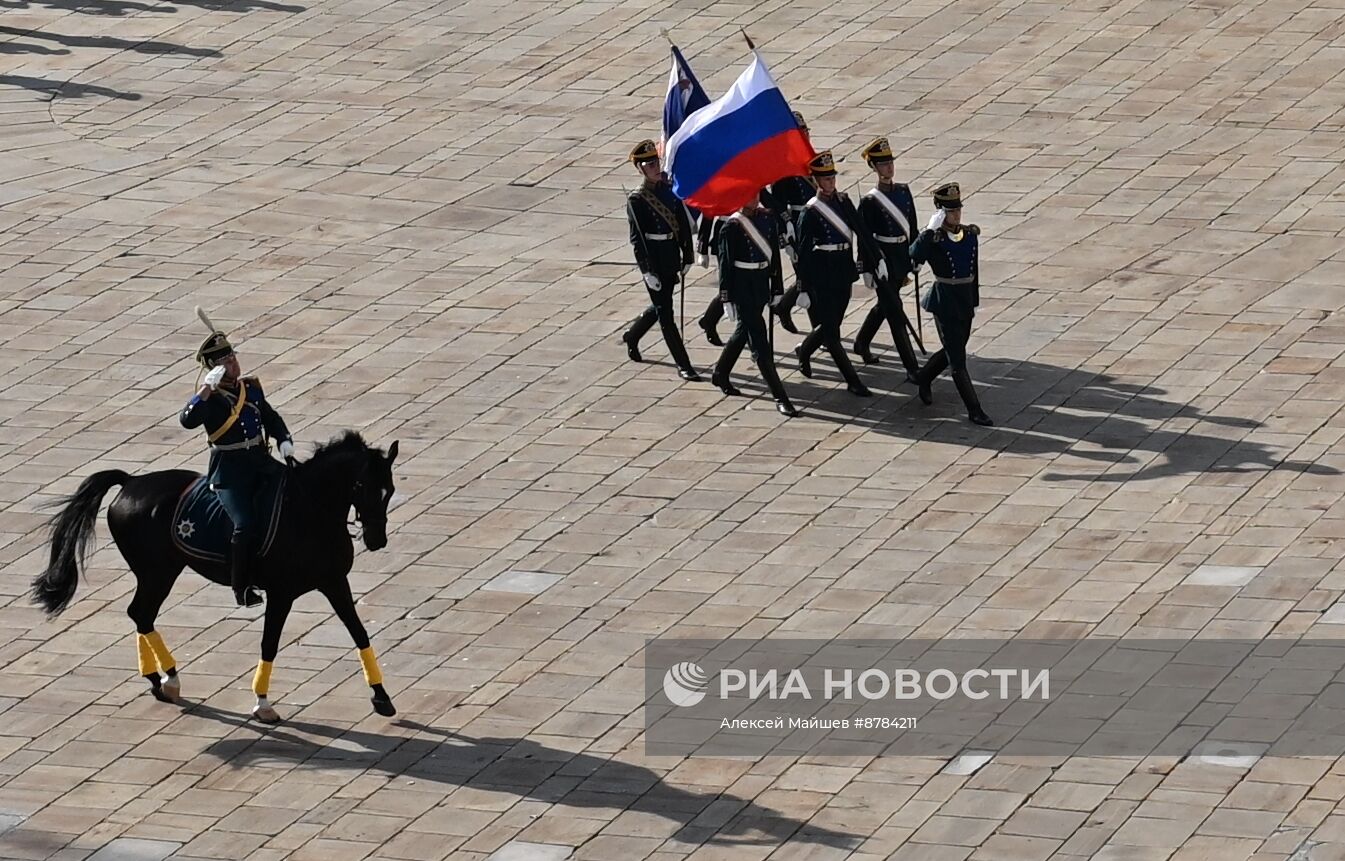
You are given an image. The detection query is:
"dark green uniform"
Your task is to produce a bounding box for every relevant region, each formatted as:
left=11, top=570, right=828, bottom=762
left=623, top=175, right=697, bottom=379
left=793, top=191, right=876, bottom=397
left=855, top=182, right=921, bottom=377
left=712, top=208, right=797, bottom=417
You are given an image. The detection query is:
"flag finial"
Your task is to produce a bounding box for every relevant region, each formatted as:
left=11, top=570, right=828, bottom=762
left=660, top=27, right=674, bottom=45
left=740, top=29, right=756, bottom=51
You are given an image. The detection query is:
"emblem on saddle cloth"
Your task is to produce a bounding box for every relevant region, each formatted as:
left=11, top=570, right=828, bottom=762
left=171, top=475, right=287, bottom=564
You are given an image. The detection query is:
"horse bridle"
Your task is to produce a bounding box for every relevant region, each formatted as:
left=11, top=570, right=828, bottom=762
left=347, top=478, right=388, bottom=541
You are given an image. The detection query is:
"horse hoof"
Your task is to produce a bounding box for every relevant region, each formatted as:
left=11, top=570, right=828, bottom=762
left=371, top=686, right=395, bottom=721
left=252, top=704, right=281, bottom=724
left=160, top=677, right=181, bottom=702
left=150, top=685, right=173, bottom=704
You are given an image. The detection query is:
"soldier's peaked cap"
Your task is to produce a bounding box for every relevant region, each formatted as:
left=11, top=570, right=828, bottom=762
left=862, top=137, right=894, bottom=164
left=933, top=182, right=962, bottom=209
left=196, top=332, right=233, bottom=368
left=809, top=150, right=838, bottom=176
left=628, top=139, right=659, bottom=164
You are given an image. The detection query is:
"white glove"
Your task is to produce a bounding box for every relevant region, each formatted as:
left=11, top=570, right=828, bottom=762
left=697, top=252, right=709, bottom=268
left=682, top=264, right=691, bottom=279
left=786, top=222, right=796, bottom=243
left=785, top=246, right=798, bottom=263
left=278, top=440, right=295, bottom=460
left=862, top=272, right=875, bottom=290
left=797, top=292, right=812, bottom=311
left=724, top=302, right=738, bottom=323
left=203, top=365, right=226, bottom=389
left=927, top=209, right=946, bottom=231
left=642, top=273, right=660, bottom=291
left=769, top=295, right=783, bottom=308
left=877, top=259, right=889, bottom=281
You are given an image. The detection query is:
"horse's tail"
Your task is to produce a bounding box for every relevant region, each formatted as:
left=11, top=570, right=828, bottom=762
left=33, top=469, right=130, bottom=616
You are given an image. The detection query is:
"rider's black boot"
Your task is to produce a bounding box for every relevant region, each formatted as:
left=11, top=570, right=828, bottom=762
left=230, top=534, right=262, bottom=607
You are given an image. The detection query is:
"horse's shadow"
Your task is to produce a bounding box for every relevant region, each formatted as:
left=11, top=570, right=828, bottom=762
left=191, top=705, right=860, bottom=850
left=754, top=352, right=1339, bottom=483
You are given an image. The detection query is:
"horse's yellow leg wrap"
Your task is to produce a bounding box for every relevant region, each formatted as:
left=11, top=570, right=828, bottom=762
left=136, top=634, right=156, bottom=676
left=145, top=631, right=176, bottom=673
left=253, top=660, right=273, bottom=697
left=358, top=647, right=382, bottom=686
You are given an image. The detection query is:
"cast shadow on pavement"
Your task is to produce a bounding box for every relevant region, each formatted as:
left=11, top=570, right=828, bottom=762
left=711, top=346, right=1339, bottom=484
left=0, top=73, right=142, bottom=100
left=191, top=705, right=861, bottom=851
left=0, top=25, right=222, bottom=57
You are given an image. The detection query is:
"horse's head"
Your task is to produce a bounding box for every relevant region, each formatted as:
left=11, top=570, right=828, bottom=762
left=353, top=440, right=398, bottom=551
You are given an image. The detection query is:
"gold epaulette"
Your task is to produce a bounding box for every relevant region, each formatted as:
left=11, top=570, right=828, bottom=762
left=966, top=224, right=980, bottom=236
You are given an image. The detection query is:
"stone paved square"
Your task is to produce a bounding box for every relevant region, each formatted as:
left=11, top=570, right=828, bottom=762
left=3, top=0, right=1345, bottom=858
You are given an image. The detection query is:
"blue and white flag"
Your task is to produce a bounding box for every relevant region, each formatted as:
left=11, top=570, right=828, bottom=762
left=662, top=44, right=711, bottom=153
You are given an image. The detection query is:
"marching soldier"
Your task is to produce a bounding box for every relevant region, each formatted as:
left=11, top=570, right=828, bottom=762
left=711, top=193, right=799, bottom=417
left=854, top=137, right=922, bottom=380
left=621, top=139, right=701, bottom=382
left=766, top=111, right=817, bottom=335
left=792, top=151, right=876, bottom=398
left=909, top=183, right=993, bottom=426
left=181, top=313, right=296, bottom=607
left=696, top=183, right=794, bottom=347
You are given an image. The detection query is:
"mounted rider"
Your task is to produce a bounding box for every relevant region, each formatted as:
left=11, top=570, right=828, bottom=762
left=180, top=308, right=295, bottom=607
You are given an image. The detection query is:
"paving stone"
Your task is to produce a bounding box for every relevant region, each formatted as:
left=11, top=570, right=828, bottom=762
left=86, top=839, right=182, bottom=861
left=1182, top=565, right=1262, bottom=587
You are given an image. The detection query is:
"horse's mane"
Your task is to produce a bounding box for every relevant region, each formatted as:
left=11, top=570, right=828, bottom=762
left=309, top=430, right=379, bottom=462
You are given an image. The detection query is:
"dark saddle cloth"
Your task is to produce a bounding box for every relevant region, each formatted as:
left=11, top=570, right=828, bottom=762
left=171, top=473, right=287, bottom=564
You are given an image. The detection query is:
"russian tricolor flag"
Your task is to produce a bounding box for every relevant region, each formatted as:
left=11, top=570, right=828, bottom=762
left=665, top=52, right=815, bottom=217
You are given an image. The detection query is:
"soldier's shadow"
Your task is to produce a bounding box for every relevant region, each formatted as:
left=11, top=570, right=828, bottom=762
left=748, top=352, right=1338, bottom=483
left=192, top=705, right=861, bottom=850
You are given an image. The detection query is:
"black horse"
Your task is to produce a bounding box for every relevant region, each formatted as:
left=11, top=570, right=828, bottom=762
left=32, top=430, right=400, bottom=723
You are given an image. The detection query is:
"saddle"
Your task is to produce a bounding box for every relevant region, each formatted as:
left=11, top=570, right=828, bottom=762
left=171, top=473, right=287, bottom=564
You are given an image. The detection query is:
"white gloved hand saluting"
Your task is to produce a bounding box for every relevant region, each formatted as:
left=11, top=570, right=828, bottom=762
left=927, top=209, right=946, bottom=232
left=642, top=273, right=661, bottom=291
left=877, top=259, right=889, bottom=282
left=697, top=252, right=709, bottom=268
left=203, top=365, right=227, bottom=390
left=862, top=272, right=876, bottom=290
left=278, top=440, right=295, bottom=461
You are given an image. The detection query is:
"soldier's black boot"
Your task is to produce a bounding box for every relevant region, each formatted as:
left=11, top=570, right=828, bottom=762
left=916, top=351, right=948, bottom=405
left=794, top=326, right=823, bottom=378
left=712, top=333, right=744, bottom=396
left=853, top=306, right=883, bottom=365
left=664, top=324, right=700, bottom=382
left=953, top=369, right=993, bottom=426
left=775, top=284, right=800, bottom=334
left=891, top=315, right=922, bottom=382
left=827, top=338, right=871, bottom=398
left=699, top=297, right=724, bottom=347
left=230, top=534, right=262, bottom=608
left=759, top=354, right=798, bottom=417
left=622, top=308, right=657, bottom=363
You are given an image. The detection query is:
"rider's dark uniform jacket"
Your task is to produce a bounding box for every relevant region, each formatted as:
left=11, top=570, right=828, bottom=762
left=180, top=376, right=290, bottom=486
